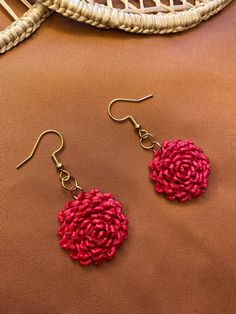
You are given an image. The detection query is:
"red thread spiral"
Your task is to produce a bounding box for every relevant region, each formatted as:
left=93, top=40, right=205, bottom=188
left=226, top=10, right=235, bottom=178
left=149, top=140, right=211, bottom=202
left=58, top=189, right=128, bottom=266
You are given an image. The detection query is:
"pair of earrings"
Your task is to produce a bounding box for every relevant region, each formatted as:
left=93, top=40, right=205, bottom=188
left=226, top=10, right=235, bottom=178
left=16, top=95, right=210, bottom=266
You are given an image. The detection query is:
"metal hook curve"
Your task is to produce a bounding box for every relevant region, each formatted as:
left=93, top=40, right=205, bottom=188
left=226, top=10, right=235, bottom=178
left=108, top=94, right=153, bottom=129
left=16, top=130, right=64, bottom=169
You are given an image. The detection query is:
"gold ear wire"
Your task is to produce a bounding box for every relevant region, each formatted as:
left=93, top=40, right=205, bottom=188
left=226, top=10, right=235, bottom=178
left=16, top=129, right=83, bottom=199
left=107, top=94, right=153, bottom=129
left=16, top=130, right=64, bottom=170
left=107, top=94, right=161, bottom=151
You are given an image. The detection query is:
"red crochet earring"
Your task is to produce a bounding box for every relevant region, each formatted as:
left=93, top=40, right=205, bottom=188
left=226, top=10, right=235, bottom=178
left=16, top=130, right=128, bottom=266
left=108, top=95, right=211, bottom=202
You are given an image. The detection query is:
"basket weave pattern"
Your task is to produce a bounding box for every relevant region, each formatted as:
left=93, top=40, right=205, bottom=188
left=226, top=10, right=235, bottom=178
left=0, top=2, right=51, bottom=54
left=40, top=0, right=232, bottom=34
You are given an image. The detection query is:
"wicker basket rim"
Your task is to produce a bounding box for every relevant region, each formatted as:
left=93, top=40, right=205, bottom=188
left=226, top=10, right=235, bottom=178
left=40, top=0, right=232, bottom=34
left=0, top=2, right=51, bottom=54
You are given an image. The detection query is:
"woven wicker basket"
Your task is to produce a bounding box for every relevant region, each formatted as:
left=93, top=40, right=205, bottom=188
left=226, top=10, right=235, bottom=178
left=40, top=0, right=232, bottom=34
left=0, top=1, right=51, bottom=54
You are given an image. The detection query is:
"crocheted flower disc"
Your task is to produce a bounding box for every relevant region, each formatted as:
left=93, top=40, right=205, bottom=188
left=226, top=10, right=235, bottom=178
left=149, top=140, right=210, bottom=202
left=58, top=189, right=129, bottom=266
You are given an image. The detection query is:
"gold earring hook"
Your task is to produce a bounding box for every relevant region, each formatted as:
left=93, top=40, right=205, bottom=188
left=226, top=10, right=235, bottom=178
left=108, top=94, right=162, bottom=151
left=16, top=130, right=83, bottom=199
left=16, top=130, right=64, bottom=170
left=108, top=94, right=153, bottom=129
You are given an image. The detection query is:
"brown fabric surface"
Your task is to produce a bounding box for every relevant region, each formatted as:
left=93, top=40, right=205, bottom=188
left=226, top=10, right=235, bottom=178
left=1, top=3, right=236, bottom=313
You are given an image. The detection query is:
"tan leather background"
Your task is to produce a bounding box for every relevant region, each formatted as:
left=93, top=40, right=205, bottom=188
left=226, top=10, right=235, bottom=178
left=1, top=2, right=236, bottom=313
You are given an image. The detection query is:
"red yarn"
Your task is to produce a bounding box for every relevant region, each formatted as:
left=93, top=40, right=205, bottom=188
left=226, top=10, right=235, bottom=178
left=149, top=140, right=210, bottom=202
left=58, top=189, right=128, bottom=266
